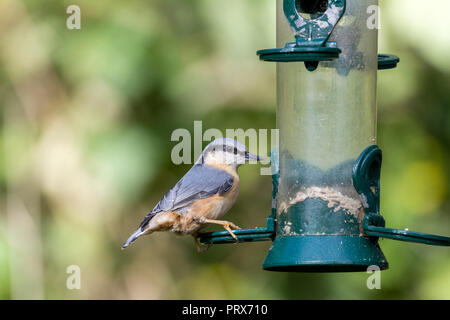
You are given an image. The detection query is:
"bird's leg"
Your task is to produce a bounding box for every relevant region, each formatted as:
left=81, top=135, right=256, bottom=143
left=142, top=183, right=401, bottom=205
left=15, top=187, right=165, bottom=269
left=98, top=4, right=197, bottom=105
left=192, top=234, right=210, bottom=253
left=193, top=217, right=241, bottom=241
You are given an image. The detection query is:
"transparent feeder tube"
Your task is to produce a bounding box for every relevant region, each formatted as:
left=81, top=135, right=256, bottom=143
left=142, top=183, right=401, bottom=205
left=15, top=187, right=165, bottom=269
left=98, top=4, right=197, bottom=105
left=276, top=0, right=378, bottom=233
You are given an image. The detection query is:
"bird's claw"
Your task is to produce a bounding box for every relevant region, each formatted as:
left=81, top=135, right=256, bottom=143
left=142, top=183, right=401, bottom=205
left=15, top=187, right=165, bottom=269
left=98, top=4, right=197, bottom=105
left=228, top=222, right=241, bottom=230
left=193, top=234, right=211, bottom=253
left=197, top=243, right=211, bottom=253
left=224, top=224, right=240, bottom=242
left=193, top=217, right=241, bottom=242
left=224, top=222, right=241, bottom=242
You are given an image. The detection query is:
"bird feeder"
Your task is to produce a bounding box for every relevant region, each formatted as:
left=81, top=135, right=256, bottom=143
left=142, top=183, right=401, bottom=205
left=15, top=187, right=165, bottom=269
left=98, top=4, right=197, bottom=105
left=199, top=0, right=449, bottom=272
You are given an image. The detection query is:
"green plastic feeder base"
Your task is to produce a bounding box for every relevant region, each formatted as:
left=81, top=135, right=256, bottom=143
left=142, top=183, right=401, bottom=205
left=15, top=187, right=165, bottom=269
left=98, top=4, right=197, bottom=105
left=262, top=235, right=388, bottom=272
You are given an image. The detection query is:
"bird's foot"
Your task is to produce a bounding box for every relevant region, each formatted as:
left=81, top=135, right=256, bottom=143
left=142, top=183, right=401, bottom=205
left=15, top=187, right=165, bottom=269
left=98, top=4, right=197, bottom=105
left=224, top=225, right=238, bottom=241
left=197, top=243, right=211, bottom=253
left=221, top=221, right=241, bottom=242
left=192, top=217, right=241, bottom=242
left=227, top=222, right=241, bottom=230
left=193, top=234, right=211, bottom=253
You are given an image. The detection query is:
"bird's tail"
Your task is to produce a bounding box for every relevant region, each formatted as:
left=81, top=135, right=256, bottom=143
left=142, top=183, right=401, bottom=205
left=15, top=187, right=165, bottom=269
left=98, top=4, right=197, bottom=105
left=121, top=229, right=144, bottom=250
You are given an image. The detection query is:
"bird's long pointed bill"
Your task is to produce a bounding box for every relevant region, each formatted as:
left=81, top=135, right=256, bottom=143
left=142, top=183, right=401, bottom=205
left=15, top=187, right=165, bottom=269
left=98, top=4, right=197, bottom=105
left=121, top=229, right=143, bottom=250
left=245, top=152, right=263, bottom=161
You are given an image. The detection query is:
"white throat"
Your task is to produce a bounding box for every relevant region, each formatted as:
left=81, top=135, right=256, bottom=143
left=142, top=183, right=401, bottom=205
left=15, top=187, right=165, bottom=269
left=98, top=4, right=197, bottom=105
left=202, top=151, right=242, bottom=170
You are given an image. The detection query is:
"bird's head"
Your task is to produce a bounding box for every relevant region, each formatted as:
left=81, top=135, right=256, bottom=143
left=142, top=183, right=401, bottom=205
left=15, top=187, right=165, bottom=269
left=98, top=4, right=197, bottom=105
left=197, top=138, right=262, bottom=169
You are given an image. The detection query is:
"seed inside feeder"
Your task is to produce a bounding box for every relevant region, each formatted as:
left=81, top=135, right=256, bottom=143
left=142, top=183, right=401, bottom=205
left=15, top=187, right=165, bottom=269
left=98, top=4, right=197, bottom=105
left=278, top=186, right=364, bottom=218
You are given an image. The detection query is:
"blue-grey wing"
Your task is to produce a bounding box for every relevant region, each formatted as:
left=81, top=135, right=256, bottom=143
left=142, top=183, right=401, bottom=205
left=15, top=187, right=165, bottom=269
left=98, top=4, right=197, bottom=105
left=139, top=164, right=234, bottom=229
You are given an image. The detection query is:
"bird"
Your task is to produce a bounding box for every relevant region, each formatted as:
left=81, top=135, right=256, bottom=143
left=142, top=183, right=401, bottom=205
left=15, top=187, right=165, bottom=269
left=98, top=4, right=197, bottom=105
left=121, top=138, right=262, bottom=252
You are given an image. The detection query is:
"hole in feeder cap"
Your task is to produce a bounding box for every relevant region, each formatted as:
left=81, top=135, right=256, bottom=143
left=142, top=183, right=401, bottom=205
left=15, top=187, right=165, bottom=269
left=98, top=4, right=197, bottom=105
left=295, top=0, right=328, bottom=15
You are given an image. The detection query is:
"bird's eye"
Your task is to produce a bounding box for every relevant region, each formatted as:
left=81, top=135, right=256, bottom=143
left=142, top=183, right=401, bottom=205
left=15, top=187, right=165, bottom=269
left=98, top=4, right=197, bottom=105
left=233, top=147, right=238, bottom=155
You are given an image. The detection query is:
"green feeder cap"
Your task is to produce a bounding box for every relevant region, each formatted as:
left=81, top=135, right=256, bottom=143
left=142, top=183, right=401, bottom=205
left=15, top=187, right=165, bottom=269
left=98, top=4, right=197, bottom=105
left=257, top=42, right=341, bottom=71
left=257, top=0, right=346, bottom=71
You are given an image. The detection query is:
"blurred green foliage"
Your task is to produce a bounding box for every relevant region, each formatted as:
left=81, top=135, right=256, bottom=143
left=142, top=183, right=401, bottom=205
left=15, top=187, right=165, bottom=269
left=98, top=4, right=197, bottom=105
left=0, top=0, right=449, bottom=299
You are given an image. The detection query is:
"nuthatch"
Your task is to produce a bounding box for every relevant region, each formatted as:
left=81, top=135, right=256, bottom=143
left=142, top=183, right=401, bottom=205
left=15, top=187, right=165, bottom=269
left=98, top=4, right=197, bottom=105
left=122, top=138, right=262, bottom=252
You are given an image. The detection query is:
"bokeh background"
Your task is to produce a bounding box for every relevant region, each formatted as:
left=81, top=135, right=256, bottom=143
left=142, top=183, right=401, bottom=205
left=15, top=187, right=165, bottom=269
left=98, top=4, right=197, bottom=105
left=0, top=0, right=449, bottom=299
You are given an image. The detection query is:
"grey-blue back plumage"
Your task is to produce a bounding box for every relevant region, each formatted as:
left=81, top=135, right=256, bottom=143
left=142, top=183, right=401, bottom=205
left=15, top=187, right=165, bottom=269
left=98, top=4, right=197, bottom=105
left=138, top=164, right=234, bottom=230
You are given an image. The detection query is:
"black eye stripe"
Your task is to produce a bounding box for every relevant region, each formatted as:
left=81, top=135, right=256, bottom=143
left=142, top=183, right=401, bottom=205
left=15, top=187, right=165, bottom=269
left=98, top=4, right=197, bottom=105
left=213, top=144, right=243, bottom=155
